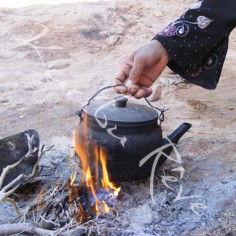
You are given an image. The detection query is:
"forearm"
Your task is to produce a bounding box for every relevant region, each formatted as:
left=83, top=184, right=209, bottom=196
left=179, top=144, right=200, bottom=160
left=153, top=0, right=236, bottom=89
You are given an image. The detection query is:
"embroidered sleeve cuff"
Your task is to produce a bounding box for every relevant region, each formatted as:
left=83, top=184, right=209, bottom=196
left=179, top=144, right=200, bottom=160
left=151, top=0, right=233, bottom=89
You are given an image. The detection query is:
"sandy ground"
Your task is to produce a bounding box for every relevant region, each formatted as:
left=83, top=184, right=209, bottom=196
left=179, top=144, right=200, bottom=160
left=0, top=0, right=236, bottom=235
left=0, top=0, right=108, bottom=8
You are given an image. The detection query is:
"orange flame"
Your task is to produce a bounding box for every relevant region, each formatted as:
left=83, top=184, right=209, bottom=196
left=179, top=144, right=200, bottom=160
left=74, top=114, right=120, bottom=215
left=98, top=146, right=121, bottom=197
left=68, top=172, right=78, bottom=205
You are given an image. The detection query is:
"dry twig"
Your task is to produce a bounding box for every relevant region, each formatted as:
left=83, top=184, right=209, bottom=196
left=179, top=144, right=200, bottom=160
left=0, top=223, right=54, bottom=236
left=29, top=145, right=54, bottom=178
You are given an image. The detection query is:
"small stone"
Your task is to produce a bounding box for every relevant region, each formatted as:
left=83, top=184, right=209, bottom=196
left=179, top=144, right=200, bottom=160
left=16, top=102, right=24, bottom=106
left=160, top=76, right=184, bottom=86
left=225, top=231, right=236, bottom=236
left=99, top=30, right=110, bottom=37
left=105, top=35, right=120, bottom=46
left=0, top=84, right=16, bottom=92
left=160, top=77, right=169, bottom=86
left=168, top=78, right=176, bottom=85
left=0, top=97, right=9, bottom=103
left=41, top=77, right=49, bottom=83
left=173, top=76, right=185, bottom=84
left=154, top=10, right=163, bottom=17
left=111, top=26, right=125, bottom=35
left=122, top=222, right=130, bottom=227
left=0, top=50, right=16, bottom=59
left=23, top=84, right=37, bottom=91
left=145, top=22, right=153, bottom=28
left=47, top=59, right=71, bottom=70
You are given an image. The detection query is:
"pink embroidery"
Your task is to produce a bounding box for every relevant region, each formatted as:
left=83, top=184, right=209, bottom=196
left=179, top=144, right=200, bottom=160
left=159, top=16, right=213, bottom=38
left=159, top=25, right=176, bottom=37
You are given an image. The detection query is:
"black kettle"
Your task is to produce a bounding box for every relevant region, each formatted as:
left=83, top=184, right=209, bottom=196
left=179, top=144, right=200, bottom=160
left=76, top=95, right=191, bottom=182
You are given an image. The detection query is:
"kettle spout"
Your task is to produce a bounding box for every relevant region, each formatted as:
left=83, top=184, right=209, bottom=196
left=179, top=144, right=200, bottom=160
left=165, top=122, right=192, bottom=145
left=158, top=123, right=192, bottom=166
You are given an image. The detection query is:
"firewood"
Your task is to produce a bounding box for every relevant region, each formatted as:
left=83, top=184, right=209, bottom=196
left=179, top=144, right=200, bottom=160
left=0, top=131, right=53, bottom=215
left=0, top=223, right=55, bottom=235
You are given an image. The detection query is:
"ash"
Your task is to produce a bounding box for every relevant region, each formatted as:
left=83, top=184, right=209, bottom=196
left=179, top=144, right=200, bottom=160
left=0, top=136, right=236, bottom=236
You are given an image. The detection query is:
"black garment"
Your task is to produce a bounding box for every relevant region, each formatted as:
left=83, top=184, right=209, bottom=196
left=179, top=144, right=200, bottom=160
left=154, top=0, right=236, bottom=89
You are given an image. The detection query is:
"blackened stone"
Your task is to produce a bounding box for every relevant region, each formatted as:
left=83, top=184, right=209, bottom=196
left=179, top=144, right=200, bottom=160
left=0, top=130, right=39, bottom=187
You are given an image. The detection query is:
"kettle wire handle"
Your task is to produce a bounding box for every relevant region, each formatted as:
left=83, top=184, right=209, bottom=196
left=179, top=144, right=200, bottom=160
left=143, top=97, right=168, bottom=125
left=76, top=85, right=118, bottom=121
left=76, top=85, right=167, bottom=125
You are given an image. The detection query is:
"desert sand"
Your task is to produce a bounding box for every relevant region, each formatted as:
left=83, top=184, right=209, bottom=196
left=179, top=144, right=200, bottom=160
left=0, top=0, right=236, bottom=235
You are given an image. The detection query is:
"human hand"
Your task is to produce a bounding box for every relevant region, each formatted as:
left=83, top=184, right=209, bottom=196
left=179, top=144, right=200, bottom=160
left=114, top=40, right=169, bottom=99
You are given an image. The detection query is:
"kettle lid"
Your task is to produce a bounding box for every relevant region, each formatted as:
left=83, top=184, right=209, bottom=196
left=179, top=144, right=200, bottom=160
left=84, top=96, right=159, bottom=126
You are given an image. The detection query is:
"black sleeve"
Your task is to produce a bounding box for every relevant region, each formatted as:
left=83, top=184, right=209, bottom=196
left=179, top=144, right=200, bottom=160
left=153, top=0, right=236, bottom=89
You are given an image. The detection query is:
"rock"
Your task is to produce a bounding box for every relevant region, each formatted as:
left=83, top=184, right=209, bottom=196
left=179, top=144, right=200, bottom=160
left=160, top=77, right=170, bottom=87
left=0, top=130, right=39, bottom=187
left=99, top=30, right=110, bottom=37
left=111, top=26, right=125, bottom=35
left=169, top=76, right=184, bottom=85
left=41, top=77, right=49, bottom=83
left=105, top=35, right=120, bottom=46
left=15, top=102, right=24, bottom=106
left=0, top=84, right=17, bottom=92
left=168, top=78, right=176, bottom=85
left=23, top=84, right=37, bottom=91
left=64, top=228, right=86, bottom=236
left=0, top=50, right=16, bottom=59
left=145, top=22, right=153, bottom=28
left=160, top=76, right=184, bottom=86
left=148, top=85, right=162, bottom=102
left=226, top=231, right=236, bottom=236
left=47, top=59, right=71, bottom=70
left=154, top=10, right=163, bottom=17
left=0, top=97, right=9, bottom=103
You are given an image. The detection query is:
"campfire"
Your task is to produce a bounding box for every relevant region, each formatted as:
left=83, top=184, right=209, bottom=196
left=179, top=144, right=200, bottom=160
left=27, top=115, right=122, bottom=228
left=67, top=146, right=120, bottom=223
left=0, top=120, right=121, bottom=235
left=74, top=113, right=121, bottom=217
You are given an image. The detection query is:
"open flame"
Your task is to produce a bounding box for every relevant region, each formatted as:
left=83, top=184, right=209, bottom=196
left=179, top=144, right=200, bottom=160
left=74, top=114, right=120, bottom=215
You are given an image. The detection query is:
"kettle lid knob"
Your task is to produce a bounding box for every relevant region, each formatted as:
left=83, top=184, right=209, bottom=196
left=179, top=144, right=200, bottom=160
left=115, top=95, right=128, bottom=108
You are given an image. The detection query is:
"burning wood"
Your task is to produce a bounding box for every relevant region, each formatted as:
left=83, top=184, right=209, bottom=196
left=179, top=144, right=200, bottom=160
left=67, top=159, right=120, bottom=221
left=74, top=114, right=120, bottom=216
left=0, top=118, right=121, bottom=234
left=2, top=174, right=120, bottom=235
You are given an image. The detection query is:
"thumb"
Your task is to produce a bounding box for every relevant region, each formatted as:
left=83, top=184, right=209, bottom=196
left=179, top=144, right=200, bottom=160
left=128, top=56, right=144, bottom=84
